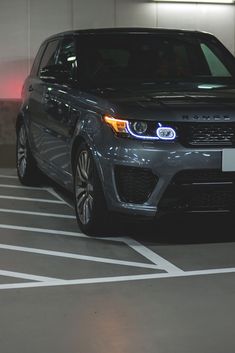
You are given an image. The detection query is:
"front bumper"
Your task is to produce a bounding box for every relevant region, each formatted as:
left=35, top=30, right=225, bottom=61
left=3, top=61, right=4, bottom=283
left=93, top=135, right=234, bottom=217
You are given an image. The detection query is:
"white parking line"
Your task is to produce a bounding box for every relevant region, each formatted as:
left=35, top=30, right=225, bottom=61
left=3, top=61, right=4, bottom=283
left=0, top=224, right=126, bottom=242
left=1, top=267, right=235, bottom=290
left=0, top=175, right=17, bottom=179
left=0, top=270, right=61, bottom=282
left=0, top=209, right=76, bottom=219
left=0, top=224, right=88, bottom=238
left=0, top=223, right=186, bottom=274
left=0, top=224, right=183, bottom=272
left=0, top=184, right=49, bottom=191
left=45, top=187, right=73, bottom=208
left=0, top=179, right=72, bottom=206
left=0, top=243, right=161, bottom=270
left=0, top=195, right=65, bottom=204
left=123, top=237, right=184, bottom=273
left=0, top=170, right=234, bottom=292
left=0, top=184, right=40, bottom=190
left=18, top=183, right=184, bottom=271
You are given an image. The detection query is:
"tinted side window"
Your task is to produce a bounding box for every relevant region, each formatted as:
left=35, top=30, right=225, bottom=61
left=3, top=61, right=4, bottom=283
left=56, top=37, right=77, bottom=83
left=30, top=43, right=46, bottom=76
left=39, top=40, right=60, bottom=72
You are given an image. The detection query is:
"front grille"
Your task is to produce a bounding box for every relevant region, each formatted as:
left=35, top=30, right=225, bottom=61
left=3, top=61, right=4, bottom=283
left=174, top=169, right=235, bottom=184
left=159, top=169, right=235, bottom=212
left=188, top=189, right=233, bottom=210
left=177, top=123, right=235, bottom=147
left=115, top=166, right=157, bottom=204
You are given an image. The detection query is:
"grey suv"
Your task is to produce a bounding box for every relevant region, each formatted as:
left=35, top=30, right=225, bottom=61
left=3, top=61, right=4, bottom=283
left=16, top=28, right=235, bottom=235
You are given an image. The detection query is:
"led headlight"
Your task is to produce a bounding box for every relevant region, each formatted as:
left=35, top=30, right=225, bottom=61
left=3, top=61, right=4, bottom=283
left=156, top=126, right=176, bottom=140
left=132, top=121, right=148, bottom=135
left=103, top=115, right=176, bottom=141
left=103, top=116, right=128, bottom=134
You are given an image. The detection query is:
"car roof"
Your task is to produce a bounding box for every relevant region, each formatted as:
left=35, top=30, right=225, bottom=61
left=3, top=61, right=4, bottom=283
left=46, top=27, right=213, bottom=41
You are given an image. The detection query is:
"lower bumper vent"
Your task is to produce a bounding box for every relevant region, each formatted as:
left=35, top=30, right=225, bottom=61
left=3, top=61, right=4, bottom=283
left=115, top=166, right=157, bottom=204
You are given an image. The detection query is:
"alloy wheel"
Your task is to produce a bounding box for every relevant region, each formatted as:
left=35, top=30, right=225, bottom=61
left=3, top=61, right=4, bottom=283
left=17, top=126, right=27, bottom=178
left=75, top=150, right=94, bottom=225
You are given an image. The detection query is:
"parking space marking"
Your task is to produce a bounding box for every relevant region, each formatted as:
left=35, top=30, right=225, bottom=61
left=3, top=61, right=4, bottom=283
left=0, top=243, right=161, bottom=270
left=0, top=270, right=61, bottom=282
left=45, top=187, right=74, bottom=208
left=0, top=224, right=96, bottom=239
left=1, top=267, right=235, bottom=291
left=0, top=195, right=65, bottom=204
left=0, top=224, right=130, bottom=243
left=0, top=175, right=18, bottom=179
left=0, top=208, right=76, bottom=219
left=0, top=170, right=234, bottom=292
left=0, top=184, right=49, bottom=191
left=123, top=237, right=184, bottom=273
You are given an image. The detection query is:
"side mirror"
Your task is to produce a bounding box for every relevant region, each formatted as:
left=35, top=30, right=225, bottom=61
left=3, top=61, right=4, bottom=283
left=39, top=65, right=70, bottom=84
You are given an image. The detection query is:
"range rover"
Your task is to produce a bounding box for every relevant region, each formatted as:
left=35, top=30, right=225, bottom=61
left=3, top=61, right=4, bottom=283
left=16, top=28, right=235, bottom=235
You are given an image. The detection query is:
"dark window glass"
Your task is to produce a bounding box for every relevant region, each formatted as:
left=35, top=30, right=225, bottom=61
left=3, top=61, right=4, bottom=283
left=56, top=37, right=77, bottom=84
left=39, top=40, right=60, bottom=72
left=30, top=43, right=46, bottom=76
left=77, top=34, right=235, bottom=88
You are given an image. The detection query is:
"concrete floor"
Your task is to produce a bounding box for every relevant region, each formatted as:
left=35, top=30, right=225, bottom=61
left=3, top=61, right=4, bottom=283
left=0, top=168, right=235, bottom=353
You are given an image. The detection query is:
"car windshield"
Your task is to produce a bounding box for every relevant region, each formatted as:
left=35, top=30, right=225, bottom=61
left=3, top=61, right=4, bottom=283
left=76, top=33, right=235, bottom=89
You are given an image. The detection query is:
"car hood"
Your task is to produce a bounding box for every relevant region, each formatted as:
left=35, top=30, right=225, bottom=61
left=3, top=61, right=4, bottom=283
left=95, top=87, right=235, bottom=122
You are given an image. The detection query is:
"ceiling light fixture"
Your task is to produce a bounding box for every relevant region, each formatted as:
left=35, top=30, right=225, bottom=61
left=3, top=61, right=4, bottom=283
left=152, top=0, right=234, bottom=3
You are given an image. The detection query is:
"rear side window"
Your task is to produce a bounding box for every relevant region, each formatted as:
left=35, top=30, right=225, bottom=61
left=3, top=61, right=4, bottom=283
left=30, top=43, right=46, bottom=76
left=39, top=40, right=60, bottom=72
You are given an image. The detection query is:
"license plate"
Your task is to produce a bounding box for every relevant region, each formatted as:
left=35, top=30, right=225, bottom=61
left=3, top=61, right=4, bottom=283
left=222, top=149, right=235, bottom=171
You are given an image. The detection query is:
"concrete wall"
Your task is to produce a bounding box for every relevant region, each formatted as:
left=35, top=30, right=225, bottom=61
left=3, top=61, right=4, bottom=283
left=0, top=100, right=21, bottom=167
left=0, top=100, right=21, bottom=144
left=0, top=0, right=234, bottom=99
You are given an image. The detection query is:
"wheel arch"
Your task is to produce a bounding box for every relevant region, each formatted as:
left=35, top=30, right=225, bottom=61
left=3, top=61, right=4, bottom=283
left=16, top=111, right=30, bottom=138
left=71, top=136, right=87, bottom=176
left=71, top=135, right=104, bottom=186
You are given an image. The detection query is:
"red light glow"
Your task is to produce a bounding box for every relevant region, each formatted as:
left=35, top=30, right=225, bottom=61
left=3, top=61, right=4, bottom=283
left=3, top=77, right=24, bottom=99
left=0, top=61, right=28, bottom=99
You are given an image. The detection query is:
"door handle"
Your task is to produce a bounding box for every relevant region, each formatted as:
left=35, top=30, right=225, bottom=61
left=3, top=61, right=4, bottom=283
left=28, top=85, right=34, bottom=92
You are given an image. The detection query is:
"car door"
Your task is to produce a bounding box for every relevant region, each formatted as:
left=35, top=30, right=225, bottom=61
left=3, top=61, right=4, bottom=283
left=41, top=36, right=80, bottom=182
left=28, top=39, right=61, bottom=160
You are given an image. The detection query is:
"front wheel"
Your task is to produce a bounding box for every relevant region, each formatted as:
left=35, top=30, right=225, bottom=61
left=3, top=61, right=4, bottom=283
left=74, top=143, right=109, bottom=236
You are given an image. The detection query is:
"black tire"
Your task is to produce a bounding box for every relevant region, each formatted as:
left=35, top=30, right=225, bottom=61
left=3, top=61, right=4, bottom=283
left=16, top=123, right=40, bottom=186
left=74, top=142, right=109, bottom=236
